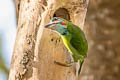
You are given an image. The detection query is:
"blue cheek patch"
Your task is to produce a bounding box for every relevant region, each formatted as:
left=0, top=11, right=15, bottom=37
left=56, top=24, right=68, bottom=35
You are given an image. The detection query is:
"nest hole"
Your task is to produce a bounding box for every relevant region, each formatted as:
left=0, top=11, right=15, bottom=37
left=43, top=0, right=47, bottom=6
left=53, top=8, right=70, bottom=21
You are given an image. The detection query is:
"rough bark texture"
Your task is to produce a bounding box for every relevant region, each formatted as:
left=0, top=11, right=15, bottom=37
left=79, top=0, right=120, bottom=80
left=9, top=0, right=89, bottom=80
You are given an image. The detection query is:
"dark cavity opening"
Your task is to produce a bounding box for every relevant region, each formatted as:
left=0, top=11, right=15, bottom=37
left=43, top=0, right=47, bottom=6
left=53, top=8, right=70, bottom=21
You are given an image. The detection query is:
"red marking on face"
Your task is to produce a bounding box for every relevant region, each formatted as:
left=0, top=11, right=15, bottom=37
left=61, top=22, right=66, bottom=26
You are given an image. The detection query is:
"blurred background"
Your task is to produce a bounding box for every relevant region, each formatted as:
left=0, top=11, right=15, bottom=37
left=80, top=0, right=120, bottom=80
left=0, top=0, right=120, bottom=80
left=0, top=0, right=16, bottom=80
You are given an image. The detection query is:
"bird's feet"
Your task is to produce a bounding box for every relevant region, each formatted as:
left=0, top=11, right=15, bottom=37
left=54, top=61, right=74, bottom=67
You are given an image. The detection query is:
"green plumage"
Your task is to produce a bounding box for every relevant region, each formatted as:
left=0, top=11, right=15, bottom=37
left=65, top=20, right=88, bottom=61
left=61, top=20, right=88, bottom=74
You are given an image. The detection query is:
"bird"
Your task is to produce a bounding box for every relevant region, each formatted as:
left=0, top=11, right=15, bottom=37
left=45, top=17, right=88, bottom=74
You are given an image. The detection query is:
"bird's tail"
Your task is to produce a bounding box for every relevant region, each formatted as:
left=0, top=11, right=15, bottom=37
left=78, top=60, right=84, bottom=75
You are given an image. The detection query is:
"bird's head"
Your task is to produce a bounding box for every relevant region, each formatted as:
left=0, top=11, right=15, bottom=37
left=45, top=17, right=68, bottom=35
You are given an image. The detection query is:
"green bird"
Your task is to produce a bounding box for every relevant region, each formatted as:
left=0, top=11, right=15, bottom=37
left=45, top=17, right=88, bottom=74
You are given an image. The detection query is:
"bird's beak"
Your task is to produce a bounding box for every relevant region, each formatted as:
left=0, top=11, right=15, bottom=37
left=45, top=22, right=55, bottom=28
left=45, top=21, right=60, bottom=28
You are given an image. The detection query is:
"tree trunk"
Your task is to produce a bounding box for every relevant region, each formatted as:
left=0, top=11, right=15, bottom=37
left=9, top=0, right=89, bottom=80
left=79, top=0, right=120, bottom=80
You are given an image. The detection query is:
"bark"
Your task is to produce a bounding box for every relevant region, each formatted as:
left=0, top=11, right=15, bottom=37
left=9, top=0, right=89, bottom=80
left=79, top=0, right=120, bottom=80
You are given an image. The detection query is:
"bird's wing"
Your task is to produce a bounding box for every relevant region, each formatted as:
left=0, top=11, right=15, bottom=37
left=67, top=23, right=88, bottom=56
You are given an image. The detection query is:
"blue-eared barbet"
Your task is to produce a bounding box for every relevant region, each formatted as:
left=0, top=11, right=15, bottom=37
left=45, top=17, right=88, bottom=74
